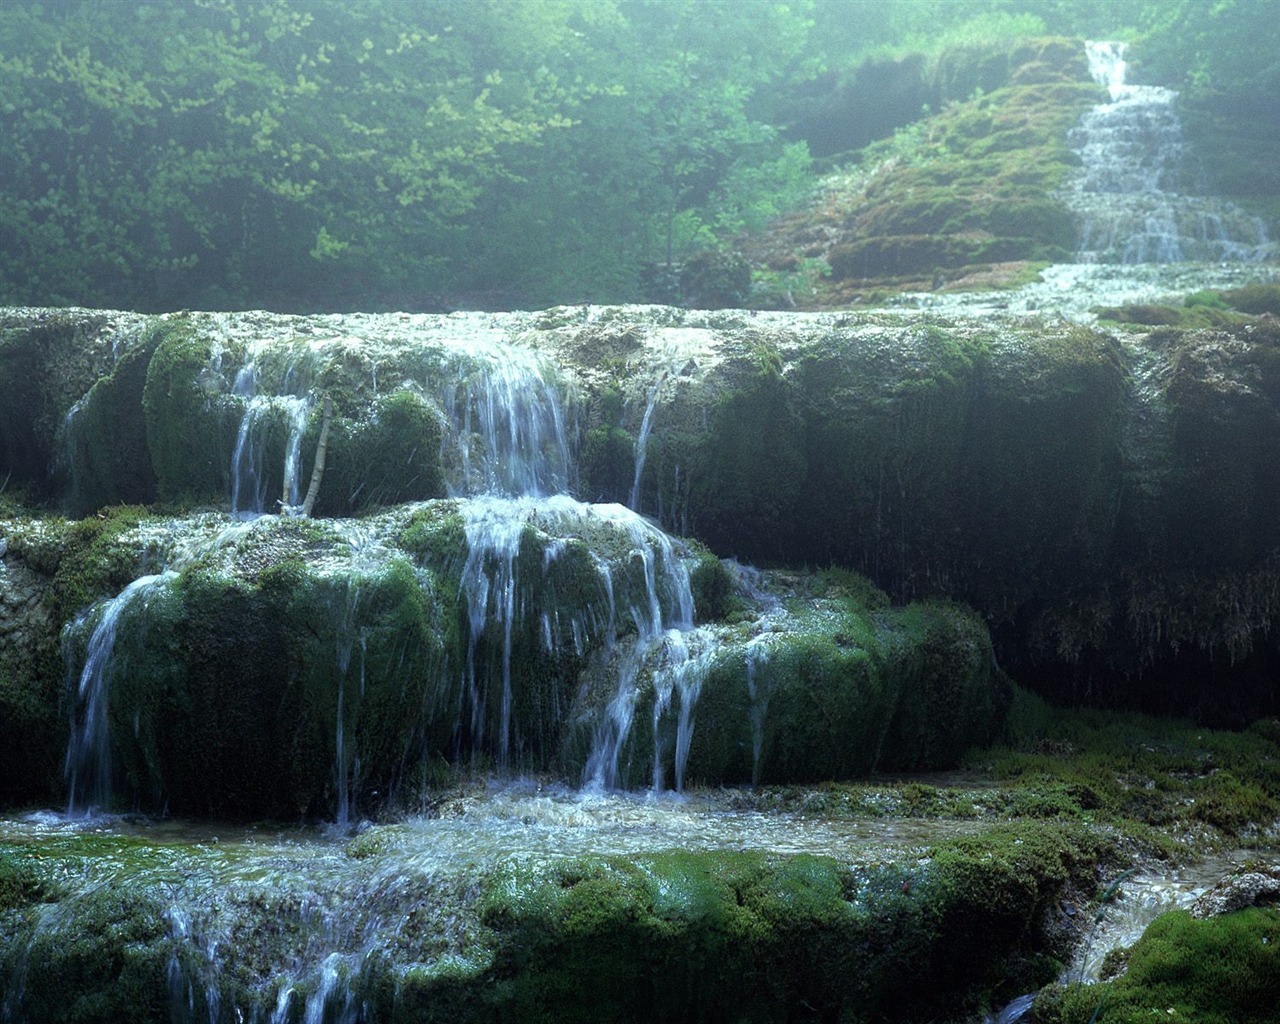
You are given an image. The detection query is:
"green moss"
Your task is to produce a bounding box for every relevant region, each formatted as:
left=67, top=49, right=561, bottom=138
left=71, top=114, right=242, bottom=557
left=47, top=507, right=151, bottom=629
left=1, top=882, right=174, bottom=1023
left=0, top=310, right=126, bottom=503
left=928, top=822, right=1111, bottom=991
left=64, top=331, right=161, bottom=515
left=141, top=318, right=239, bottom=506
left=1093, top=303, right=1244, bottom=329
left=1163, top=323, right=1280, bottom=571
left=795, top=323, right=982, bottom=594
left=957, top=324, right=1126, bottom=612
left=1055, top=908, right=1280, bottom=1024
left=1184, top=289, right=1231, bottom=311
left=477, top=822, right=1110, bottom=1023
left=398, top=501, right=467, bottom=570
left=678, top=592, right=1004, bottom=788
left=580, top=424, right=634, bottom=504
left=0, top=847, right=55, bottom=910
left=692, top=342, right=807, bottom=560
left=61, top=530, right=455, bottom=818
left=977, top=697, right=1280, bottom=841
left=688, top=547, right=739, bottom=623
left=1190, top=771, right=1279, bottom=835
left=1219, top=283, right=1280, bottom=316
left=311, top=389, right=447, bottom=516
left=809, top=68, right=1100, bottom=287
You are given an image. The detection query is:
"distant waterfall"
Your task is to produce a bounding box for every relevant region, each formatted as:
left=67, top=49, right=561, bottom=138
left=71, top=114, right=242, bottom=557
left=1063, top=41, right=1272, bottom=263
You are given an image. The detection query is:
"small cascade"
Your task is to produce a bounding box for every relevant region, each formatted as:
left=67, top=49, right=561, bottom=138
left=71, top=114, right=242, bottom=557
left=230, top=360, right=314, bottom=518
left=451, top=492, right=705, bottom=789
left=1064, top=41, right=1272, bottom=263
left=61, top=395, right=88, bottom=505
left=439, top=336, right=573, bottom=498
left=460, top=497, right=532, bottom=769
left=649, top=629, right=715, bottom=793
left=333, top=593, right=367, bottom=833
left=580, top=502, right=702, bottom=791
left=64, top=572, right=175, bottom=816
left=628, top=374, right=665, bottom=512
left=745, top=641, right=772, bottom=788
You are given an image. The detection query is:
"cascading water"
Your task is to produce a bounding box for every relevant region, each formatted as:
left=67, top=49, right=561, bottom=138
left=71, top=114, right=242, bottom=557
left=628, top=374, right=664, bottom=512
left=56, top=323, right=716, bottom=808
left=64, top=571, right=176, bottom=816
left=459, top=496, right=531, bottom=769
left=745, top=641, right=772, bottom=788
left=1064, top=41, right=1272, bottom=263
left=454, top=492, right=708, bottom=789
left=438, top=336, right=573, bottom=498
left=230, top=359, right=314, bottom=518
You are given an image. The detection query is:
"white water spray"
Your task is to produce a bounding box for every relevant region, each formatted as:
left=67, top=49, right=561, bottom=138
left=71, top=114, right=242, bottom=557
left=1064, top=41, right=1272, bottom=263
left=64, top=572, right=176, bottom=816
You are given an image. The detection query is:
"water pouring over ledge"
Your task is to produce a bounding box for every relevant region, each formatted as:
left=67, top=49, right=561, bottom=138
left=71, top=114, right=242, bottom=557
left=1063, top=40, right=1273, bottom=264
left=5, top=241, right=1274, bottom=1024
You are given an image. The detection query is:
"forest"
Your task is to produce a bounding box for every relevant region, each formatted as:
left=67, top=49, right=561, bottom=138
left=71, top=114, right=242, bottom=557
left=2, top=0, right=1277, bottom=313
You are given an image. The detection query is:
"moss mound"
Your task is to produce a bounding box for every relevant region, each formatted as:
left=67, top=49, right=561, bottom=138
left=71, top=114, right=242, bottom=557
left=744, top=40, right=1102, bottom=304
left=142, top=317, right=243, bottom=506
left=477, top=822, right=1108, bottom=1024
left=1052, top=908, right=1280, bottom=1024
left=685, top=593, right=1006, bottom=788
left=0, top=310, right=151, bottom=505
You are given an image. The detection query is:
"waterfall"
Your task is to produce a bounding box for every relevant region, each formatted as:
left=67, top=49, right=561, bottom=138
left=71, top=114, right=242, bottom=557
left=1064, top=41, right=1272, bottom=263
left=460, top=496, right=532, bottom=769
left=439, top=336, right=573, bottom=498
left=64, top=572, right=175, bottom=816
left=628, top=374, right=664, bottom=512
left=649, top=629, right=715, bottom=793
left=457, top=494, right=704, bottom=788
left=745, top=641, right=772, bottom=788
left=230, top=360, right=314, bottom=518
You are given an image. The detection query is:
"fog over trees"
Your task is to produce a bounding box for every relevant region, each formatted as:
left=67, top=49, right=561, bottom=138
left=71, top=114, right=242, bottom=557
left=1, top=0, right=1275, bottom=311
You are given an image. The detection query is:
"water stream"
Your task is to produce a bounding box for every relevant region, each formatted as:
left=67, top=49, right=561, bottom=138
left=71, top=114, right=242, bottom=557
left=63, top=572, right=177, bottom=817
left=1063, top=41, right=1272, bottom=263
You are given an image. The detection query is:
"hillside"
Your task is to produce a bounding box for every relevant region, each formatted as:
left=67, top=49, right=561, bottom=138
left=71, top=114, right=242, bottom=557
left=733, top=35, right=1278, bottom=310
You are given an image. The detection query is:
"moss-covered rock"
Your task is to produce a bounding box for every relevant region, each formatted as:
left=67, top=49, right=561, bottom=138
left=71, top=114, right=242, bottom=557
left=142, top=317, right=241, bottom=506
left=310, top=389, right=446, bottom=516
left=749, top=43, right=1102, bottom=299
left=64, top=331, right=161, bottom=515
left=957, top=323, right=1127, bottom=611
left=1163, top=322, right=1280, bottom=569
left=795, top=322, right=981, bottom=593
left=95, top=545, right=447, bottom=819
left=691, top=341, right=807, bottom=560
left=0, top=533, right=64, bottom=806
left=1051, top=908, right=1280, bottom=1024
left=682, top=590, right=1006, bottom=788
left=0, top=310, right=152, bottom=505
left=478, top=822, right=1109, bottom=1023
left=0, top=881, right=174, bottom=1023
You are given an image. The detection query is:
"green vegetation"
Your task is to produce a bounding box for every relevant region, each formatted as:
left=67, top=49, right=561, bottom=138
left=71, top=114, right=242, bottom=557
left=685, top=591, right=1007, bottom=788
left=141, top=317, right=239, bottom=505
left=2, top=1, right=1274, bottom=311
left=1, top=675, right=1277, bottom=1021
left=980, top=689, right=1280, bottom=841
left=311, top=389, right=447, bottom=516
left=1049, top=909, right=1280, bottom=1024
left=477, top=824, right=1110, bottom=1024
